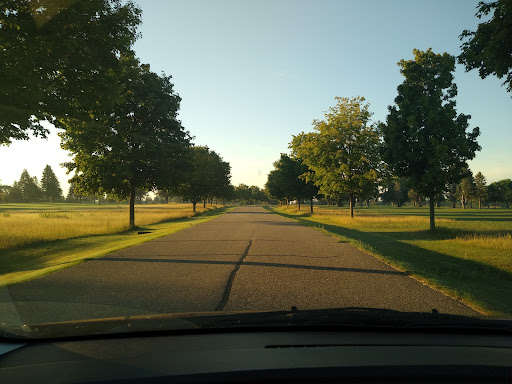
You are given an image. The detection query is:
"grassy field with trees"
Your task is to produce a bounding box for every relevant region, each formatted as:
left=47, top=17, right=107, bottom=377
left=1, top=0, right=510, bottom=320
left=264, top=39, right=511, bottom=316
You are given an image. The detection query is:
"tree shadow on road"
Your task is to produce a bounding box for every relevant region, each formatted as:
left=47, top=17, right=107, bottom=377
left=89, top=256, right=407, bottom=276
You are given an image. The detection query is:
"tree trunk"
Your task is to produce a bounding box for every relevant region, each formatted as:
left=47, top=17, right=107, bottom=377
left=192, top=201, right=197, bottom=212
left=298, top=199, right=301, bottom=210
left=452, top=199, right=456, bottom=208
left=203, top=199, right=206, bottom=208
left=479, top=198, right=482, bottom=209
left=165, top=195, right=169, bottom=204
left=429, top=195, right=435, bottom=231
left=349, top=193, right=354, bottom=218
left=129, top=184, right=135, bottom=228
left=310, top=198, right=314, bottom=213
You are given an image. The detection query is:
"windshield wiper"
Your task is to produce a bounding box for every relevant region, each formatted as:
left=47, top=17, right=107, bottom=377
left=187, top=307, right=512, bottom=334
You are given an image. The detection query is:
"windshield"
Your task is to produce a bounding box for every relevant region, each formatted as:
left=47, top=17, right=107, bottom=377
left=0, top=0, right=511, bottom=339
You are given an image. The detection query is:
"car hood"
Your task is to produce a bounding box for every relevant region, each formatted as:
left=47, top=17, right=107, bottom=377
left=2, top=307, right=511, bottom=340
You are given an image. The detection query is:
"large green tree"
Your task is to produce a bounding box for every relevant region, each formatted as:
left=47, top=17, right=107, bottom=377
left=459, top=0, right=512, bottom=93
left=40, top=164, right=62, bottom=202
left=16, top=169, right=42, bottom=202
left=265, top=170, right=288, bottom=205
left=490, top=179, right=512, bottom=208
left=177, top=146, right=231, bottom=212
left=0, top=0, right=141, bottom=145
left=265, top=154, right=319, bottom=212
left=380, top=176, right=409, bottom=207
left=291, top=96, right=381, bottom=218
left=61, top=55, right=190, bottom=227
left=380, top=49, right=480, bottom=230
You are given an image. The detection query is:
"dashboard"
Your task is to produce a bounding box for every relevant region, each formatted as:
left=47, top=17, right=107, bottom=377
left=1, top=328, right=511, bottom=383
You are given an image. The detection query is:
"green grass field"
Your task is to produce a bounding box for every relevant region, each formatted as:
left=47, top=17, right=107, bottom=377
left=0, top=203, right=231, bottom=287
left=269, top=205, right=512, bottom=317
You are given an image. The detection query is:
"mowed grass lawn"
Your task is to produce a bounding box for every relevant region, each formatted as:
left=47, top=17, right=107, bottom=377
left=0, top=203, right=230, bottom=287
left=270, top=205, right=512, bottom=317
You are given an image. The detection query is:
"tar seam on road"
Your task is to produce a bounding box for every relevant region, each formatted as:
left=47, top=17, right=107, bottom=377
left=216, top=240, right=253, bottom=311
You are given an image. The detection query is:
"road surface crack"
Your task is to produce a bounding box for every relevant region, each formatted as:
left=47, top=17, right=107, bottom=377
left=215, top=240, right=252, bottom=311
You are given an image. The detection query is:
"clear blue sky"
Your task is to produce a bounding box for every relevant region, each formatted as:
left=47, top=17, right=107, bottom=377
left=1, top=0, right=510, bottom=193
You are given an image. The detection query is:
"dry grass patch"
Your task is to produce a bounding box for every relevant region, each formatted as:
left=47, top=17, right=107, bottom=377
left=452, top=233, right=512, bottom=252
left=0, top=204, right=232, bottom=287
left=0, top=203, right=213, bottom=251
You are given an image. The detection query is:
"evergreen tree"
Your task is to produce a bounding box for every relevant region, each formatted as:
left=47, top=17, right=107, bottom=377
left=473, top=171, right=488, bottom=209
left=40, top=165, right=62, bottom=202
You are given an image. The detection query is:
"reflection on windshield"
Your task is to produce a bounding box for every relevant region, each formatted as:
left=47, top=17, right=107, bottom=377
left=0, top=0, right=511, bottom=338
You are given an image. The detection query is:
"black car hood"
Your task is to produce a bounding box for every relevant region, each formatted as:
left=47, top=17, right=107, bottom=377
left=2, top=307, right=511, bottom=340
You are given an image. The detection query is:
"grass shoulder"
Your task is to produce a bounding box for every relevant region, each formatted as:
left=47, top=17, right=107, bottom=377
left=0, top=205, right=234, bottom=288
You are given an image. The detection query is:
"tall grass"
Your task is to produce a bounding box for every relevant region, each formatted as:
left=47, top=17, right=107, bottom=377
left=0, top=203, right=213, bottom=251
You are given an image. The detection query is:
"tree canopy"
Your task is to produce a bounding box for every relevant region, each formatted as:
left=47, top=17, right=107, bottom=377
left=488, top=179, right=512, bottom=208
left=60, top=55, right=190, bottom=227
left=291, top=96, right=381, bottom=218
left=176, top=146, right=231, bottom=212
left=459, top=0, right=512, bottom=93
left=0, top=0, right=142, bottom=145
left=15, top=169, right=41, bottom=202
left=265, top=153, right=318, bottom=211
left=380, top=49, right=480, bottom=230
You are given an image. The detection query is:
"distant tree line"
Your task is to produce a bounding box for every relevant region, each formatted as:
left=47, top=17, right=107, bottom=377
left=153, top=183, right=269, bottom=208
left=2, top=1, right=510, bottom=229
left=265, top=45, right=509, bottom=230
left=1, top=166, right=62, bottom=203
left=379, top=172, right=512, bottom=209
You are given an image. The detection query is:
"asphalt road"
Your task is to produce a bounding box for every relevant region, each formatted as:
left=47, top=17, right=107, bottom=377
left=0, top=206, right=477, bottom=325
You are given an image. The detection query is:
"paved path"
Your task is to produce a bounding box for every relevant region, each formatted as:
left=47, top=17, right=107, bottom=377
left=0, top=207, right=477, bottom=325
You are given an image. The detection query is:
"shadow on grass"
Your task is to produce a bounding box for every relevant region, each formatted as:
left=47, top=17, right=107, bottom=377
left=270, top=208, right=512, bottom=316
left=381, top=229, right=512, bottom=242
left=312, top=206, right=512, bottom=222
